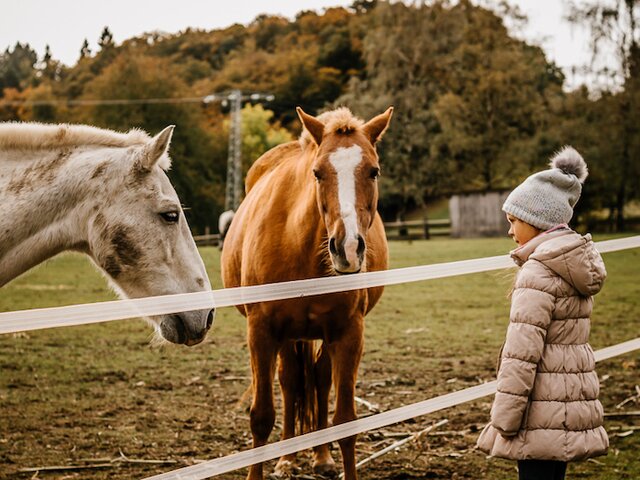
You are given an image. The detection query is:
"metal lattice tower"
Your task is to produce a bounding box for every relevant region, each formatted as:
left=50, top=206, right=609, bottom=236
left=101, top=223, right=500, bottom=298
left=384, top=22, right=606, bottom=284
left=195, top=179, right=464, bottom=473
left=204, top=90, right=275, bottom=212
left=227, top=90, right=243, bottom=211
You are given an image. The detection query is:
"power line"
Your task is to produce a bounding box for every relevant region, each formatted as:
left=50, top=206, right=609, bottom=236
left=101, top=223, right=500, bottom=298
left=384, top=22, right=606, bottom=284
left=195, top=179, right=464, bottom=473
left=0, top=96, right=208, bottom=107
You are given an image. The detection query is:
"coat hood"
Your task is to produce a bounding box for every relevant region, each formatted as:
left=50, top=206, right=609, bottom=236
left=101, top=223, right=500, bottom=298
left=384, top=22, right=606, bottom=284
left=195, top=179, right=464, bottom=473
left=511, top=230, right=607, bottom=296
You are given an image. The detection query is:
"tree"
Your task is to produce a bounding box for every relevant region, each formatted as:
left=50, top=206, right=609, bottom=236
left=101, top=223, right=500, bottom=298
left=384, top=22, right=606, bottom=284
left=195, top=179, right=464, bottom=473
left=80, top=39, right=92, bottom=59
left=238, top=103, right=293, bottom=169
left=339, top=1, right=563, bottom=220
left=43, top=45, right=52, bottom=66
left=568, top=0, right=640, bottom=230
left=0, top=42, right=38, bottom=93
left=5, top=1, right=625, bottom=230
left=318, top=25, right=364, bottom=74
left=40, top=44, right=62, bottom=81
left=0, top=87, right=26, bottom=121
left=351, top=0, right=379, bottom=14
left=251, top=15, right=290, bottom=52
left=98, top=27, right=115, bottom=50
left=87, top=27, right=119, bottom=76
left=19, top=83, right=57, bottom=122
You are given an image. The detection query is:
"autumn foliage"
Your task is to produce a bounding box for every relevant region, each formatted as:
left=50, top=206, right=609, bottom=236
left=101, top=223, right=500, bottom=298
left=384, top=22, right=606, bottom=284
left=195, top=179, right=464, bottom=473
left=1, top=1, right=638, bottom=232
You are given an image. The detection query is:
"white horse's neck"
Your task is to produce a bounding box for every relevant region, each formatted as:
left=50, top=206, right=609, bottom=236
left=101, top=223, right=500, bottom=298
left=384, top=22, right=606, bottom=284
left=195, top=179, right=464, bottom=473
left=0, top=148, right=111, bottom=286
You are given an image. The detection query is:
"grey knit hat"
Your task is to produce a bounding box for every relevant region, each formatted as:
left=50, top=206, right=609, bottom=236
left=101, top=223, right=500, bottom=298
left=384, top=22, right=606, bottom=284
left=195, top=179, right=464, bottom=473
left=502, top=146, right=588, bottom=230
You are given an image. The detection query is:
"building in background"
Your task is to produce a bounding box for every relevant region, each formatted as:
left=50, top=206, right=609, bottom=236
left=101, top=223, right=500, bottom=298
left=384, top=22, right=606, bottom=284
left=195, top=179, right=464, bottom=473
left=449, top=190, right=511, bottom=237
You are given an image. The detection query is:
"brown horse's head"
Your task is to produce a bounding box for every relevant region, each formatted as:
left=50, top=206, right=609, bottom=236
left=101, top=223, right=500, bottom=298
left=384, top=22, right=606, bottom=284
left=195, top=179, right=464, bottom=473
left=297, top=106, right=393, bottom=274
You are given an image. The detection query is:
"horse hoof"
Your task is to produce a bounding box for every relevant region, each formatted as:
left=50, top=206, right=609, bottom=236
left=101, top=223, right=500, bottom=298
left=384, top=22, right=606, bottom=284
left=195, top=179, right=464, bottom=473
left=271, top=459, right=297, bottom=478
left=313, top=462, right=339, bottom=478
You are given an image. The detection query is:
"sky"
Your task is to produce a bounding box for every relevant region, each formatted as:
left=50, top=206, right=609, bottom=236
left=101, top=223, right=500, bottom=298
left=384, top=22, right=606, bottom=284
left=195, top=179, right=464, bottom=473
left=0, top=0, right=608, bottom=90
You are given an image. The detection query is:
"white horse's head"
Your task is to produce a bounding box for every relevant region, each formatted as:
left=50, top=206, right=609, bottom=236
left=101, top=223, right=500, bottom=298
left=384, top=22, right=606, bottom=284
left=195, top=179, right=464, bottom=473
left=87, top=126, right=214, bottom=345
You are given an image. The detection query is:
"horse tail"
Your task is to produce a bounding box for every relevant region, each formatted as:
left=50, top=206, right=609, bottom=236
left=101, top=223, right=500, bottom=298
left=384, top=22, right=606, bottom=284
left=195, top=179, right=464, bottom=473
left=217, top=209, right=235, bottom=250
left=294, top=340, right=318, bottom=435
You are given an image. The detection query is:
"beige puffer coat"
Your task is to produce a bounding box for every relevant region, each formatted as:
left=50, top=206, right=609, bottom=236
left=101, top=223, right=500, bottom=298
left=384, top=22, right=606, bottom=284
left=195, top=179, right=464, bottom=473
left=477, top=229, right=608, bottom=461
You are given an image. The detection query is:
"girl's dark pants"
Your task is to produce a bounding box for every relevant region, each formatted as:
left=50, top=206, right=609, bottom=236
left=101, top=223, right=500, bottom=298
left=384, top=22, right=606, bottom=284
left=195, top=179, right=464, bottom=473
left=518, top=460, right=567, bottom=480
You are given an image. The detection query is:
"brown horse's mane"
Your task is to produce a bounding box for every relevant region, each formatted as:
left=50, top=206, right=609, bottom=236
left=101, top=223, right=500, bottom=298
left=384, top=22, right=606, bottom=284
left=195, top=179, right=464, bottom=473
left=298, top=107, right=365, bottom=149
left=244, top=141, right=302, bottom=194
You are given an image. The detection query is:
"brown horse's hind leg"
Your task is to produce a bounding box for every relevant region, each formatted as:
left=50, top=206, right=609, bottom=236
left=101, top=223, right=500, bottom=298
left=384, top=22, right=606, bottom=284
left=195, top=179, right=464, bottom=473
left=273, top=341, right=299, bottom=478
left=313, top=343, right=337, bottom=477
left=329, top=318, right=364, bottom=480
left=247, top=323, right=279, bottom=480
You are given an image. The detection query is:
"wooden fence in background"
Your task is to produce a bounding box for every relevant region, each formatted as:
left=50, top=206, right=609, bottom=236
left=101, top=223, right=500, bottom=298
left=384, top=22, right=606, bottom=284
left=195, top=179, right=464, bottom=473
left=383, top=219, right=451, bottom=240
left=194, top=219, right=451, bottom=246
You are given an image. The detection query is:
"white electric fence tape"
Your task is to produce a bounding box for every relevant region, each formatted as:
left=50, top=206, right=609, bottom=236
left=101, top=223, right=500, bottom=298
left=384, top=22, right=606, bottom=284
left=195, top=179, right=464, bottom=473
left=144, top=338, right=640, bottom=480
left=2, top=236, right=639, bottom=335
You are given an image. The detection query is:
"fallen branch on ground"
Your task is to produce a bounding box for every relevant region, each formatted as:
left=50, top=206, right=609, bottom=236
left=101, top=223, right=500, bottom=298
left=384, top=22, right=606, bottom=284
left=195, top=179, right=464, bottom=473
left=355, top=396, right=381, bottom=413
left=429, top=450, right=468, bottom=458
left=608, top=425, right=640, bottom=431
left=604, top=411, right=640, bottom=417
left=615, top=385, right=640, bottom=409
left=19, top=452, right=178, bottom=473
left=338, top=419, right=448, bottom=479
left=382, top=428, right=469, bottom=438
left=20, top=464, right=114, bottom=473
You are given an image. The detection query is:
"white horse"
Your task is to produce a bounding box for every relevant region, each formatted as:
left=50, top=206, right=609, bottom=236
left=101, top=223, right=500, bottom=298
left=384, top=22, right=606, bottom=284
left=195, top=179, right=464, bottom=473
left=0, top=122, right=214, bottom=345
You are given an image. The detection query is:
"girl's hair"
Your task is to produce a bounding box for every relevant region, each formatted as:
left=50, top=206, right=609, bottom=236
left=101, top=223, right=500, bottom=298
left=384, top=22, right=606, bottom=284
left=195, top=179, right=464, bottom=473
left=506, top=269, right=518, bottom=299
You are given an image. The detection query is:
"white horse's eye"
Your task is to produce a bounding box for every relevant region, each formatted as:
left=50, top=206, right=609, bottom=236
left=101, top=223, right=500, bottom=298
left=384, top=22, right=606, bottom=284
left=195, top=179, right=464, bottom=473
left=160, top=211, right=180, bottom=223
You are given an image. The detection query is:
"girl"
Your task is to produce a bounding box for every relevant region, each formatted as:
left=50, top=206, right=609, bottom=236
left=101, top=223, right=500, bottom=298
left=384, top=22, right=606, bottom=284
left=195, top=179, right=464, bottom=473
left=477, top=147, right=608, bottom=480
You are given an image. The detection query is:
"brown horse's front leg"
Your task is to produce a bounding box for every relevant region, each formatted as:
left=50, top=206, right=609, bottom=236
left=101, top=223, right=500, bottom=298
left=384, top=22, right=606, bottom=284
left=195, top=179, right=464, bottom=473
left=328, top=317, right=364, bottom=480
left=273, top=341, right=299, bottom=477
left=313, top=343, right=337, bottom=476
left=247, top=323, right=279, bottom=480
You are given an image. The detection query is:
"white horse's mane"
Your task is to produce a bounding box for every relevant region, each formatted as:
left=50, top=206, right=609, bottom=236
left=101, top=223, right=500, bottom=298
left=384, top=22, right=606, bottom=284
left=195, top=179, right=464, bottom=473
left=0, top=122, right=151, bottom=151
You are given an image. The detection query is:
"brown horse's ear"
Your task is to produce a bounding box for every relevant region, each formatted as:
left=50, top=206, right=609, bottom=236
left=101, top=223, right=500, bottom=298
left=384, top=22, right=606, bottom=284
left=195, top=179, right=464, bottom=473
left=142, top=125, right=175, bottom=170
left=297, top=107, right=324, bottom=146
left=363, top=107, right=393, bottom=144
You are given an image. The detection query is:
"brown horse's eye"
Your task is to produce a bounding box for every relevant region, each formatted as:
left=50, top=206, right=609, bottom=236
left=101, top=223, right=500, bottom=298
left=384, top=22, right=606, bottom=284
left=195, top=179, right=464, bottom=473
left=313, top=169, right=322, bottom=181
left=370, top=167, right=380, bottom=179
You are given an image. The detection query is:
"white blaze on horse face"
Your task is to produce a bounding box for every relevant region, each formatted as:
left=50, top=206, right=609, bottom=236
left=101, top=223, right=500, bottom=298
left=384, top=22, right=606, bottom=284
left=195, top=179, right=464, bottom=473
left=329, top=145, right=362, bottom=267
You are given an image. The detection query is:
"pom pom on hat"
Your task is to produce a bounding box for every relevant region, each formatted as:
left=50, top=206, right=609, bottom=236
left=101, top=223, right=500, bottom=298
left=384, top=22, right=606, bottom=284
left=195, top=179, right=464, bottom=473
left=549, top=146, right=588, bottom=183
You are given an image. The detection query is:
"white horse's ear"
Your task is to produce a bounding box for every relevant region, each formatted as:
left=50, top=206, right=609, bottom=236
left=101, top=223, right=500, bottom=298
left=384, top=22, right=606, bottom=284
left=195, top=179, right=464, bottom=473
left=142, top=125, right=175, bottom=169
left=363, top=107, right=393, bottom=145
left=297, top=107, right=324, bottom=146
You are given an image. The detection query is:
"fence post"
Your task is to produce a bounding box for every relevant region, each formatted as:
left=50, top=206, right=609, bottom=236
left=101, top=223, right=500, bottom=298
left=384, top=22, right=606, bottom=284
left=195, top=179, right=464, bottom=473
left=398, top=218, right=408, bottom=238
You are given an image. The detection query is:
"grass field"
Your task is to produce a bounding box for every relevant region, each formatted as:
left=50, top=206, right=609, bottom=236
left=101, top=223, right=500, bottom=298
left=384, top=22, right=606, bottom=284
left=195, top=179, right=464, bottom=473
left=0, top=236, right=638, bottom=479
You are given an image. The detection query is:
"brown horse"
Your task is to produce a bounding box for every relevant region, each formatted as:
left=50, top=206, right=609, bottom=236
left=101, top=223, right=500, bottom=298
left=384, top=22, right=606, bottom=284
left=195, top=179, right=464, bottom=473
left=221, top=106, right=392, bottom=480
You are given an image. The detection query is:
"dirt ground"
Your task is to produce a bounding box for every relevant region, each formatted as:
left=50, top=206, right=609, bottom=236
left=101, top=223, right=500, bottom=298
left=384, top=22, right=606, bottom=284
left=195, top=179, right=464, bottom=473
left=1, top=239, right=638, bottom=479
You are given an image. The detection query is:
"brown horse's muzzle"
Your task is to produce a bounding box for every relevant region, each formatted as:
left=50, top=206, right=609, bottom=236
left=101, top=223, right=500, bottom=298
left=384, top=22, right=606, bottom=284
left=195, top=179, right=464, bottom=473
left=329, top=235, right=366, bottom=274
left=159, top=308, right=214, bottom=345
